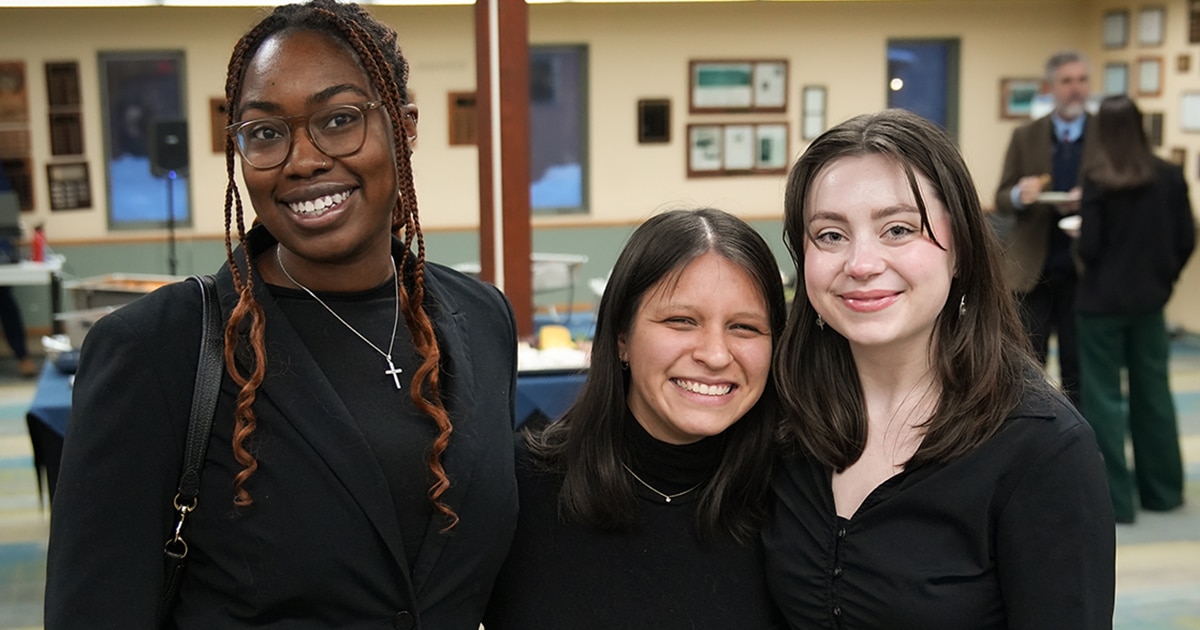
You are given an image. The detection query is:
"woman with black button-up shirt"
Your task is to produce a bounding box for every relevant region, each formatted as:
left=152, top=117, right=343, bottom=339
left=763, top=109, right=1115, bottom=629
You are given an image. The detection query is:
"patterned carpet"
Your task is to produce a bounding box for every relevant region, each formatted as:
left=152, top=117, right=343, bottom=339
left=0, top=337, right=1197, bottom=628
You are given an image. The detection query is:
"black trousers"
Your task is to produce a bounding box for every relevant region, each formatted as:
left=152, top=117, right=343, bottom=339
left=1016, top=271, right=1080, bottom=407
left=0, top=285, right=28, bottom=359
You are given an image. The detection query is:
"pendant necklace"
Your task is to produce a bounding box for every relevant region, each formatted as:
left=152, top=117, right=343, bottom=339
left=621, top=463, right=704, bottom=504
left=276, top=246, right=404, bottom=390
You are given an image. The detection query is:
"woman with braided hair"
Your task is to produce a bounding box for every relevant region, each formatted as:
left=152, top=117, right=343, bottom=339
left=45, top=2, right=518, bottom=627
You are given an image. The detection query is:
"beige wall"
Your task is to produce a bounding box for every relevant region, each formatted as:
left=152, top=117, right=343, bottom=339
left=1, top=0, right=1197, bottom=326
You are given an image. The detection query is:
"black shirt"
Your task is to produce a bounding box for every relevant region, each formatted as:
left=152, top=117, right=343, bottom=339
left=484, top=416, right=784, bottom=629
left=1077, top=158, right=1196, bottom=315
left=762, top=388, right=1115, bottom=629
left=271, top=278, right=435, bottom=569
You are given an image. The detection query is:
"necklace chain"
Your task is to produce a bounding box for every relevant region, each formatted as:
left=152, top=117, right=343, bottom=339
left=621, top=463, right=704, bottom=504
left=275, top=246, right=403, bottom=390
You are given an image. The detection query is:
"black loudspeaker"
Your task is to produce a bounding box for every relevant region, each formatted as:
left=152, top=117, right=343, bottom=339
left=149, top=119, right=189, bottom=177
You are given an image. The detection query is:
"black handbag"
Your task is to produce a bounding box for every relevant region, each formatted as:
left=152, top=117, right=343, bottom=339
left=158, top=274, right=223, bottom=625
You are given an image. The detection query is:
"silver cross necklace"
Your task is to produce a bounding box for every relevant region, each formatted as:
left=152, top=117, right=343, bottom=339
left=276, top=246, right=404, bottom=390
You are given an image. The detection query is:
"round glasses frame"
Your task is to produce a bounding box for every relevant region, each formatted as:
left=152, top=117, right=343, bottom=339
left=226, top=101, right=385, bottom=169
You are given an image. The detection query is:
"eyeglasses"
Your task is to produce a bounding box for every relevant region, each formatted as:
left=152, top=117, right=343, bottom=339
left=226, top=101, right=384, bottom=169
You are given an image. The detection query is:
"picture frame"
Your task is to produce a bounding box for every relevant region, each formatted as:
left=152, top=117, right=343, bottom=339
left=1103, top=10, right=1130, bottom=49
left=0, top=157, right=33, bottom=211
left=1180, top=91, right=1200, bottom=131
left=1137, top=56, right=1163, bottom=97
left=1145, top=111, right=1164, bottom=147
left=686, top=122, right=789, bottom=177
left=209, top=97, right=226, bottom=154
left=1000, top=77, right=1040, bottom=119
left=687, top=124, right=723, bottom=175
left=46, top=161, right=91, bottom=210
left=1104, top=62, right=1129, bottom=95
left=755, top=123, right=789, bottom=169
left=689, top=59, right=788, bottom=113
left=723, top=124, right=756, bottom=171
left=448, top=91, right=478, bottom=146
left=1138, top=6, right=1166, bottom=47
left=801, top=85, right=827, bottom=140
left=1191, top=0, right=1200, bottom=44
left=636, top=98, right=670, bottom=144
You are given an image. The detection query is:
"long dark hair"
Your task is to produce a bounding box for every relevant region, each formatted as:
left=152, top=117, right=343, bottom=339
left=776, top=109, right=1042, bottom=471
left=527, top=208, right=786, bottom=544
left=220, top=0, right=459, bottom=529
left=1083, top=94, right=1157, bottom=190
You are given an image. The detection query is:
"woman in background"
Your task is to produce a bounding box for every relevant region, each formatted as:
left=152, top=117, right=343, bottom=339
left=485, top=208, right=786, bottom=629
left=765, top=109, right=1114, bottom=628
left=45, top=2, right=517, bottom=627
left=1076, top=94, right=1195, bottom=524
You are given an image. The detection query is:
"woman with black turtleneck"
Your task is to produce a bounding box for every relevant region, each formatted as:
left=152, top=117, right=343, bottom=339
left=483, top=208, right=787, bottom=629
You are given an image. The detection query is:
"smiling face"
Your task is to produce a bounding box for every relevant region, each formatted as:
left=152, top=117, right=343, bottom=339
left=803, top=153, right=956, bottom=362
left=236, top=29, right=405, bottom=278
left=618, top=251, right=772, bottom=445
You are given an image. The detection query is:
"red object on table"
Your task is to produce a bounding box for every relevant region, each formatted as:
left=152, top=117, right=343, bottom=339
left=31, top=226, right=46, bottom=262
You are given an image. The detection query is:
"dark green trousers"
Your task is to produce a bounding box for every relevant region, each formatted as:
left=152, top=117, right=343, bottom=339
left=1077, top=310, right=1184, bottom=523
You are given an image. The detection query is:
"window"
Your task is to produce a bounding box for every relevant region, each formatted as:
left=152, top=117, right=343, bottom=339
left=529, top=45, right=588, bottom=215
left=886, top=39, right=960, bottom=138
left=99, top=51, right=190, bottom=230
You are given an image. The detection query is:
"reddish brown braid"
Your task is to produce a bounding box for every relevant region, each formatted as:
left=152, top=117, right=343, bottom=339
left=220, top=1, right=458, bottom=527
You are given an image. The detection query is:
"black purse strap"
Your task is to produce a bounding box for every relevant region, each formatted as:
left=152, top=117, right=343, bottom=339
left=159, top=274, right=222, bottom=624
left=177, top=273, right=224, bottom=500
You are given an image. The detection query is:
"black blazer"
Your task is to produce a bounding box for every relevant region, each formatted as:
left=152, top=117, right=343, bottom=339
left=45, top=230, right=519, bottom=629
left=1077, top=158, right=1196, bottom=315
left=993, top=114, right=1098, bottom=293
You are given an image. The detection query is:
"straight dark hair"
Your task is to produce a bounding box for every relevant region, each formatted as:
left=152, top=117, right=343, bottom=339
left=527, top=207, right=786, bottom=545
left=776, top=109, right=1045, bottom=471
left=1083, top=94, right=1157, bottom=190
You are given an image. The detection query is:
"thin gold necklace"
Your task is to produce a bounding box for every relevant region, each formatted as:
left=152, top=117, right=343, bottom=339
left=622, top=464, right=704, bottom=504
left=275, top=246, right=404, bottom=390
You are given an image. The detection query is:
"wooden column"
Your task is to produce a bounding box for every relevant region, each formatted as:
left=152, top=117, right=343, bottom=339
left=475, top=0, right=533, bottom=337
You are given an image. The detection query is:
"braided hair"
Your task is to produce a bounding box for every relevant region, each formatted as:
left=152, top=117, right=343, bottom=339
left=221, top=0, right=458, bottom=529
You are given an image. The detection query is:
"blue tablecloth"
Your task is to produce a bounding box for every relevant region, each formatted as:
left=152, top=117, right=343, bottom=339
left=514, top=369, right=587, bottom=428
left=24, top=362, right=586, bottom=501
left=26, top=361, right=72, bottom=503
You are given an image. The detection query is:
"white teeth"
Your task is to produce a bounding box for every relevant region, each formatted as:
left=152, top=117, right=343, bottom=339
left=288, top=191, right=350, bottom=216
left=673, top=379, right=733, bottom=396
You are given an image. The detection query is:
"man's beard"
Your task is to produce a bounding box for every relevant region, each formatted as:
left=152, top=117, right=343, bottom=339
left=1058, top=100, right=1085, bottom=120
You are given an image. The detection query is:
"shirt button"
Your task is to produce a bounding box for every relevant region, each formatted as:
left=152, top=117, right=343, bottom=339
left=833, top=606, right=842, bottom=617
left=393, top=611, right=414, bottom=630
left=833, top=566, right=843, bottom=577
left=838, top=527, right=847, bottom=538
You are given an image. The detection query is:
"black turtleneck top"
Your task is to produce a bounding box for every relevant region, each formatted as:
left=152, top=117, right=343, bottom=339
left=483, top=414, right=784, bottom=629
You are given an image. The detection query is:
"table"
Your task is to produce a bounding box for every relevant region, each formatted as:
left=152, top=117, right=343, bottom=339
left=24, top=362, right=586, bottom=503
left=514, top=369, right=588, bottom=429
left=453, top=252, right=590, bottom=319
left=26, top=361, right=71, bottom=504
left=0, top=255, right=65, bottom=333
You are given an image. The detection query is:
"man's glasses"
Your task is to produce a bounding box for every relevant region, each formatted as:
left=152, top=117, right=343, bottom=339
left=226, top=101, right=384, bottom=169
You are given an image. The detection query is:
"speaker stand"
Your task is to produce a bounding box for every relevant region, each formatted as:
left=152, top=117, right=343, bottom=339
left=165, top=169, right=177, bottom=276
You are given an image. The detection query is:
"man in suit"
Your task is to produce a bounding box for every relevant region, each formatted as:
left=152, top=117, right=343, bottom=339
left=994, top=51, right=1094, bottom=407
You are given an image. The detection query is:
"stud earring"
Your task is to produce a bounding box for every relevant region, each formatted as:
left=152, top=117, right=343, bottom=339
left=815, top=314, right=825, bottom=330
left=959, top=294, right=966, bottom=317
left=620, top=360, right=630, bottom=371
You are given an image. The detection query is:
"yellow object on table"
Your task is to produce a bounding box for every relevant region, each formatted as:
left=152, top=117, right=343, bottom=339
left=538, top=324, right=574, bottom=349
